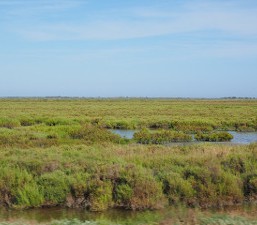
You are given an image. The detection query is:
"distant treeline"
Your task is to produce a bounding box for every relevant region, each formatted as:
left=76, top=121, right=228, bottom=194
left=0, top=96, right=256, bottom=100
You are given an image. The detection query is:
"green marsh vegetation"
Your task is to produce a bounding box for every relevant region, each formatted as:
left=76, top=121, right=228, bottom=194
left=195, top=132, right=234, bottom=142
left=0, top=98, right=257, bottom=132
left=133, top=129, right=192, bottom=144
left=1, top=143, right=257, bottom=211
left=0, top=98, right=257, bottom=214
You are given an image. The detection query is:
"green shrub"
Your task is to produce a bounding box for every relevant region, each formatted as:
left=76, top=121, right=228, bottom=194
left=222, top=155, right=246, bottom=174
left=47, top=133, right=59, bottom=139
left=183, top=165, right=244, bottom=206
left=16, top=183, right=44, bottom=207
left=70, top=172, right=90, bottom=198
left=244, top=172, right=257, bottom=197
left=195, top=132, right=233, bottom=142
left=215, top=172, right=244, bottom=204
left=0, top=118, right=20, bottom=129
left=117, top=166, right=166, bottom=210
left=114, top=183, right=133, bottom=206
left=87, top=179, right=113, bottom=211
left=44, top=118, right=74, bottom=126
left=162, top=172, right=195, bottom=204
left=0, top=166, right=43, bottom=208
left=37, top=170, right=69, bottom=205
left=69, top=125, right=122, bottom=143
left=133, top=129, right=192, bottom=144
left=173, top=120, right=215, bottom=133
left=149, top=120, right=172, bottom=129
left=19, top=117, right=36, bottom=126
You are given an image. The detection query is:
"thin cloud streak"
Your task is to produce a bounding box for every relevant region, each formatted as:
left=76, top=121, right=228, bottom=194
left=1, top=0, right=86, bottom=18
left=16, top=2, right=257, bottom=41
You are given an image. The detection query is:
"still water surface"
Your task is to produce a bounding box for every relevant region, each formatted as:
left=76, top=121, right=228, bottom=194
left=1, top=205, right=257, bottom=224
left=111, top=130, right=257, bottom=144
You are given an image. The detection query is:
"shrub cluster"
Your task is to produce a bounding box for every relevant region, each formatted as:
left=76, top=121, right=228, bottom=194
left=68, top=125, right=124, bottom=144
left=133, top=129, right=192, bottom=144
left=195, top=132, right=233, bottom=142
left=0, top=144, right=257, bottom=211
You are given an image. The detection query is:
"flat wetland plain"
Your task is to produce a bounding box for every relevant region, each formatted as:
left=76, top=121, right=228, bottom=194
left=0, top=98, right=257, bottom=224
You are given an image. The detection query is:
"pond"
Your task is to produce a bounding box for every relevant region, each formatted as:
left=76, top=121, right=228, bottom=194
left=110, top=129, right=257, bottom=144
left=1, top=205, right=257, bottom=224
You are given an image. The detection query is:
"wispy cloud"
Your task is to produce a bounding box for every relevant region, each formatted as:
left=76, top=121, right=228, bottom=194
left=12, top=1, right=257, bottom=41
left=1, top=0, right=85, bottom=18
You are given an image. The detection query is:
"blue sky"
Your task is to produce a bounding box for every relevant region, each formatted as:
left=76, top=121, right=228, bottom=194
left=0, top=0, right=257, bottom=97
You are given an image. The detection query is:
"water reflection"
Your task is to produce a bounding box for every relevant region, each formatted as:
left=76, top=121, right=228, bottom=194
left=1, top=205, right=257, bottom=224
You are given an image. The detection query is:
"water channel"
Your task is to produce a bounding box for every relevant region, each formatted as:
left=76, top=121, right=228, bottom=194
left=111, top=129, right=257, bottom=144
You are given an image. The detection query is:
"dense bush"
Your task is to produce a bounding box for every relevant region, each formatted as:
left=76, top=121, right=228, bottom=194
left=0, top=118, right=20, bottom=129
left=116, top=166, right=166, bottom=210
left=133, top=129, right=192, bottom=144
left=69, top=125, right=123, bottom=144
left=0, top=166, right=43, bottom=208
left=0, top=130, right=58, bottom=148
left=0, top=144, right=257, bottom=210
left=37, top=170, right=69, bottom=205
left=195, top=132, right=233, bottom=142
left=162, top=172, right=195, bottom=204
left=86, top=179, right=113, bottom=211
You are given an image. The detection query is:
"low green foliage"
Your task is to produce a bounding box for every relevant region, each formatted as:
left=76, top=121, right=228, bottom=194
left=68, top=124, right=123, bottom=144
left=37, top=170, right=70, bottom=205
left=0, top=143, right=256, bottom=210
left=0, top=166, right=43, bottom=208
left=0, top=118, right=20, bottom=129
left=162, top=172, right=195, bottom=204
left=195, top=132, right=233, bottom=142
left=86, top=179, right=113, bottom=211
left=133, top=129, right=192, bottom=144
left=0, top=98, right=257, bottom=132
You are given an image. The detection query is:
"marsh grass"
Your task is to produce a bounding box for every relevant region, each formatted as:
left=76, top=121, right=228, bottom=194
left=0, top=143, right=256, bottom=210
left=133, top=129, right=192, bottom=144
left=0, top=99, right=256, bottom=132
left=0, top=99, right=257, bottom=213
left=195, top=132, right=233, bottom=142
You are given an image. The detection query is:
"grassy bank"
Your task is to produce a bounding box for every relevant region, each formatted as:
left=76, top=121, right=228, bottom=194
left=0, top=143, right=257, bottom=211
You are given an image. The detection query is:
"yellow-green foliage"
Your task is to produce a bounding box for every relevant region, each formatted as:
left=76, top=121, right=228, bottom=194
left=0, top=166, right=43, bottom=208
left=0, top=144, right=256, bottom=210
left=0, top=99, right=257, bottom=212
left=0, top=98, right=256, bottom=132
left=37, top=170, right=69, bottom=205
left=68, top=124, right=122, bottom=144
left=195, top=132, right=233, bottom=142
left=133, top=129, right=192, bottom=144
left=87, top=179, right=113, bottom=211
